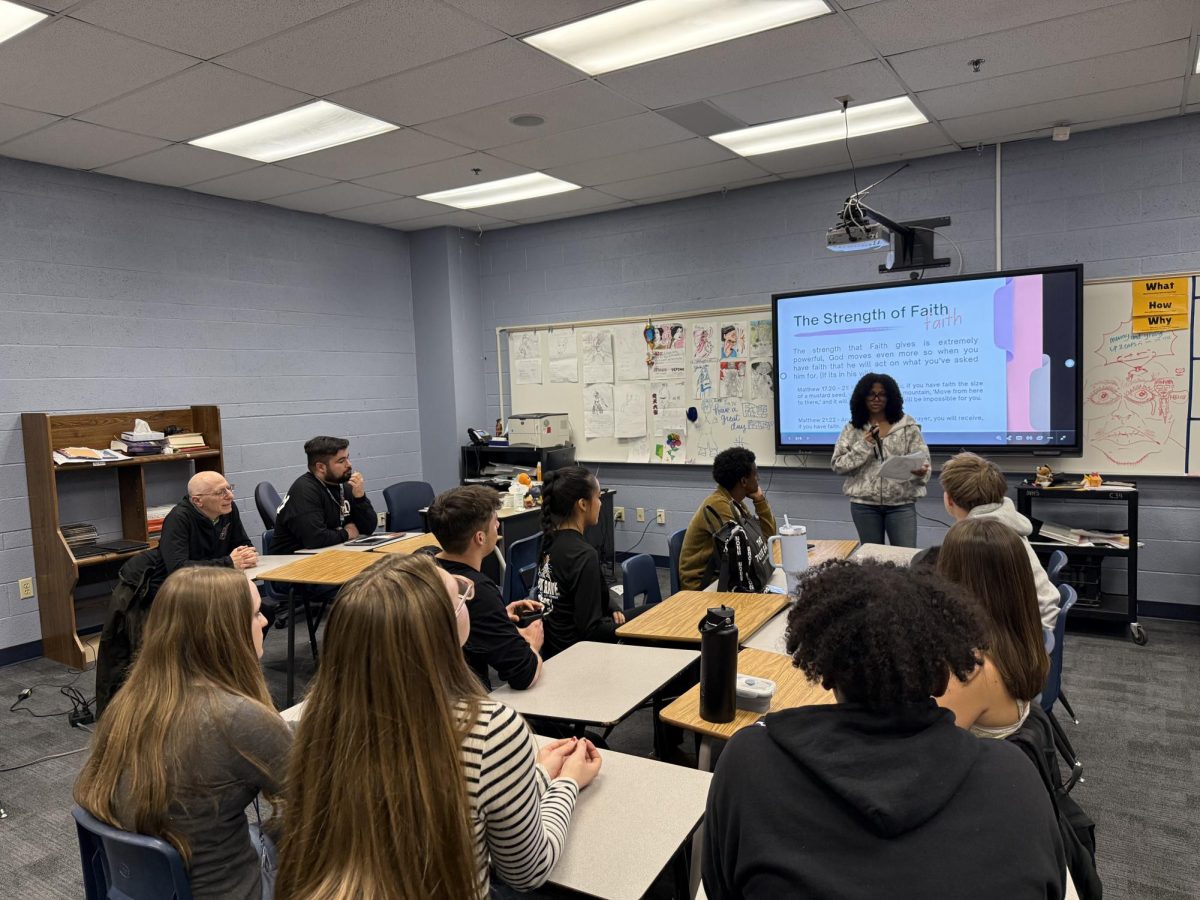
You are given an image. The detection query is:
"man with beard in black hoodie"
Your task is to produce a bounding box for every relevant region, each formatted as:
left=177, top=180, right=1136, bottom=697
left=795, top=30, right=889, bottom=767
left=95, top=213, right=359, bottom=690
left=95, top=470, right=257, bottom=713
left=703, top=560, right=1067, bottom=900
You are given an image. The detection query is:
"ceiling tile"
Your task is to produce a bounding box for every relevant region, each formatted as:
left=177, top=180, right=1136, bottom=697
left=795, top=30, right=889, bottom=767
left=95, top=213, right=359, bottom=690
left=941, top=79, right=1184, bottom=144
left=546, top=137, right=736, bottom=186
left=329, top=196, right=449, bottom=224
left=418, top=81, right=647, bottom=150
left=711, top=60, right=906, bottom=126
left=755, top=122, right=954, bottom=175
left=598, top=16, right=875, bottom=110
left=848, top=0, right=1132, bottom=56
left=331, top=39, right=583, bottom=127
left=215, top=0, right=504, bottom=95
left=471, top=186, right=625, bottom=220
left=0, top=104, right=58, bottom=144
left=386, top=210, right=511, bottom=231
left=0, top=19, right=193, bottom=116
left=889, top=0, right=1194, bottom=92
left=600, top=158, right=773, bottom=201
left=278, top=128, right=470, bottom=180
left=637, top=176, right=777, bottom=207
left=512, top=200, right=633, bottom=225
left=488, top=112, right=694, bottom=169
left=25, top=1, right=78, bottom=9
left=920, top=41, right=1189, bottom=120
left=354, top=152, right=533, bottom=195
left=95, top=144, right=260, bottom=186
left=188, top=166, right=337, bottom=201
left=774, top=144, right=956, bottom=182
left=440, top=0, right=627, bottom=35
left=265, top=182, right=399, bottom=213
left=77, top=64, right=311, bottom=142
left=0, top=120, right=170, bottom=170
left=71, top=0, right=358, bottom=59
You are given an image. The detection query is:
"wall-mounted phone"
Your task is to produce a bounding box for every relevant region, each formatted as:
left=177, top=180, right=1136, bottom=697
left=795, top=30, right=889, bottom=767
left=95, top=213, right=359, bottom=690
left=467, top=427, right=492, bottom=446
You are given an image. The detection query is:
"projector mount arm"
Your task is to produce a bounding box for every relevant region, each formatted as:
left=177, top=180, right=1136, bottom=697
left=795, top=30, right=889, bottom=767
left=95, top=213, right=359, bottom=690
left=837, top=164, right=952, bottom=273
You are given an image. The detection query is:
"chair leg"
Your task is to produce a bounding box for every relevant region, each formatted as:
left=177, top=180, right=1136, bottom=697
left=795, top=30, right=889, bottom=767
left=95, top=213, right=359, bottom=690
left=1057, top=688, right=1079, bottom=725
left=1048, top=708, right=1079, bottom=772
left=301, top=598, right=320, bottom=664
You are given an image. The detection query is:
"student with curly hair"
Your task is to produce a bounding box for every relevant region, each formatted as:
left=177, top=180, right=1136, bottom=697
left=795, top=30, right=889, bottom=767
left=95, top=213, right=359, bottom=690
left=831, top=373, right=930, bottom=547
left=936, top=518, right=1050, bottom=738
left=703, top=560, right=1066, bottom=899
left=677, top=447, right=776, bottom=591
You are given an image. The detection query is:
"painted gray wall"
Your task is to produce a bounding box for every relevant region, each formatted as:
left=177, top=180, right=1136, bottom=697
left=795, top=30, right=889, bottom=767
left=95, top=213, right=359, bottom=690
left=476, top=115, right=1200, bottom=610
left=0, top=156, right=419, bottom=650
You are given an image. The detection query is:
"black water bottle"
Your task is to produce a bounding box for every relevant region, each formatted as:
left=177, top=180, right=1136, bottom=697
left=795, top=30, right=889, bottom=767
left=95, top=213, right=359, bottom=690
left=699, top=606, right=738, bottom=723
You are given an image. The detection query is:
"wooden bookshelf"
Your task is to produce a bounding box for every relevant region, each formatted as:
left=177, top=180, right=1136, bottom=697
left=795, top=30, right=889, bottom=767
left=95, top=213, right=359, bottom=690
left=21, top=406, right=224, bottom=667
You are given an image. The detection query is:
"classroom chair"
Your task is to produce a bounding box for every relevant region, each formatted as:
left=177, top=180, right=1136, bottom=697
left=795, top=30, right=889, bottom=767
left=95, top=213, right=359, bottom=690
left=73, top=805, right=193, bottom=900
left=254, top=481, right=282, bottom=530
left=504, top=533, right=541, bottom=604
left=261, top=529, right=322, bottom=661
left=1046, top=549, right=1069, bottom=585
left=667, top=528, right=687, bottom=595
left=1041, top=583, right=1081, bottom=778
left=621, top=553, right=663, bottom=610
left=383, top=480, right=435, bottom=532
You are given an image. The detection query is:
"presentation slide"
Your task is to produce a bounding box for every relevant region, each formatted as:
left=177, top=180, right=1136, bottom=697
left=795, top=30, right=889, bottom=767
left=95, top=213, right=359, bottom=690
left=774, top=267, right=1081, bottom=450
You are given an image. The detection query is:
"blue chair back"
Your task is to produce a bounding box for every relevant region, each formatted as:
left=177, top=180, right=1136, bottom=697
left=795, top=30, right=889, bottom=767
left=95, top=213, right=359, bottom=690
left=667, top=528, right=687, bottom=596
left=621, top=553, right=662, bottom=610
left=1045, top=549, right=1068, bottom=585
left=383, top=481, right=436, bottom=532
left=73, top=805, right=192, bottom=900
left=254, top=481, right=282, bottom=530
left=504, top=533, right=542, bottom=604
left=1041, top=583, right=1077, bottom=713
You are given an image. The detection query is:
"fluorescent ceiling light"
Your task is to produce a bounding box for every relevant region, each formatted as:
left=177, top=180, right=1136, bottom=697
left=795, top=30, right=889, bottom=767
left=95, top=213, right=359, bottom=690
left=0, top=0, right=46, bottom=45
left=524, top=0, right=830, bottom=75
left=419, top=173, right=579, bottom=210
left=711, top=96, right=927, bottom=157
left=189, top=100, right=397, bottom=163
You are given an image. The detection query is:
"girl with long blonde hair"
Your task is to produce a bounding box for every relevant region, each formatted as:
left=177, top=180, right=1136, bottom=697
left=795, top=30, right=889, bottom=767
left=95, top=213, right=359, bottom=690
left=936, top=517, right=1051, bottom=738
left=277, top=553, right=599, bottom=900
left=75, top=566, right=291, bottom=900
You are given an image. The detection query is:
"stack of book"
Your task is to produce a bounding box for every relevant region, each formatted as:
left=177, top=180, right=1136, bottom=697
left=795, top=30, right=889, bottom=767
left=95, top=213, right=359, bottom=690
left=1037, top=521, right=1130, bottom=549
left=146, top=504, right=173, bottom=542
left=166, top=432, right=209, bottom=452
left=62, top=522, right=103, bottom=559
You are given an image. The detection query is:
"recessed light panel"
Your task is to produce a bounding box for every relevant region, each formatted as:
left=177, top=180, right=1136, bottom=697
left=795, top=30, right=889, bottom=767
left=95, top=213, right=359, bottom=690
left=524, top=0, right=830, bottom=75
left=0, top=0, right=46, bottom=46
left=189, top=100, right=397, bottom=163
left=419, top=172, right=579, bottom=210
left=711, top=96, right=927, bottom=157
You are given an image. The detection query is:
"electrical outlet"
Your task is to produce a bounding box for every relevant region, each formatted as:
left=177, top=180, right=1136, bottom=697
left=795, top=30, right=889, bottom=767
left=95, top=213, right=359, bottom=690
left=636, top=507, right=645, bottom=522
left=377, top=511, right=387, bottom=529
left=614, top=506, right=625, bottom=522
left=18, top=577, right=34, bottom=599
left=656, top=509, right=666, bottom=525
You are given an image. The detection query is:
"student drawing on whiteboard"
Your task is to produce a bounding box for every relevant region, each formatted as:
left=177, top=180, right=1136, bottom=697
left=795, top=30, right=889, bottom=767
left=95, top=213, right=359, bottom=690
left=721, top=325, right=741, bottom=359
left=590, top=389, right=610, bottom=414
left=694, top=328, right=715, bottom=360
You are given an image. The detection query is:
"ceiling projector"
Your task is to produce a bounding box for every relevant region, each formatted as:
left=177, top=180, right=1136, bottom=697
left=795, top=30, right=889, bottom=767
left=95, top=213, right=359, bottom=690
left=826, top=219, right=889, bottom=252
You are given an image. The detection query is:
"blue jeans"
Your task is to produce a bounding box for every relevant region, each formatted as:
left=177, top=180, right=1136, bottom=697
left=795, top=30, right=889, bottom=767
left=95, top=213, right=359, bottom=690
left=850, top=502, right=917, bottom=547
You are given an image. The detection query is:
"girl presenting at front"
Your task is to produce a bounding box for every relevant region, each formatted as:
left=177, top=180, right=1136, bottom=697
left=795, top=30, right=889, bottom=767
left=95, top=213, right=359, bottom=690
left=831, top=372, right=930, bottom=547
left=278, top=553, right=599, bottom=899
left=536, top=466, right=626, bottom=659
left=75, top=568, right=290, bottom=900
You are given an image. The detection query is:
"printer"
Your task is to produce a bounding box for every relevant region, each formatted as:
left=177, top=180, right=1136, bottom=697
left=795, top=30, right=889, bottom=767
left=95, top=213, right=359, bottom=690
left=507, top=412, right=571, bottom=448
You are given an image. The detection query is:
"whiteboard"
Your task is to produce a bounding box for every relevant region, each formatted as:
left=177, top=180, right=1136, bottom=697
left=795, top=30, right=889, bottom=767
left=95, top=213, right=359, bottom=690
left=502, top=276, right=1199, bottom=474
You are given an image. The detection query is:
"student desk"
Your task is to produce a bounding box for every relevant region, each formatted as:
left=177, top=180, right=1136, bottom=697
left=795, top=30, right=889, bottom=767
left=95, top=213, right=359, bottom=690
left=256, top=550, right=386, bottom=706
left=659, top=647, right=835, bottom=772
left=851, top=542, right=921, bottom=565
left=490, top=641, right=698, bottom=729
left=615, top=591, right=788, bottom=646
left=367, top=531, right=441, bottom=554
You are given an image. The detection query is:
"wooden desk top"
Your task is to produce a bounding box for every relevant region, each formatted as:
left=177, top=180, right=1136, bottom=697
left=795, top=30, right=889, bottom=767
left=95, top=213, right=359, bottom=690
left=370, top=531, right=441, bottom=554
left=260, top=550, right=385, bottom=585
left=779, top=538, right=859, bottom=567
left=659, top=647, right=835, bottom=740
left=615, top=591, right=787, bottom=645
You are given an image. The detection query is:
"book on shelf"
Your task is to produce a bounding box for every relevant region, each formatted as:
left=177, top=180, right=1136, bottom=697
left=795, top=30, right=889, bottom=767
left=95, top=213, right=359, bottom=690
left=166, top=432, right=206, bottom=449
left=1037, top=520, right=1129, bottom=549
left=54, top=447, right=129, bottom=464
left=110, top=439, right=167, bottom=455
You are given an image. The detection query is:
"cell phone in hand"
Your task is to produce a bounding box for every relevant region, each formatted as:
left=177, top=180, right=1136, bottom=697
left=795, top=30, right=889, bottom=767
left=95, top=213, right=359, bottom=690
left=515, top=609, right=544, bottom=628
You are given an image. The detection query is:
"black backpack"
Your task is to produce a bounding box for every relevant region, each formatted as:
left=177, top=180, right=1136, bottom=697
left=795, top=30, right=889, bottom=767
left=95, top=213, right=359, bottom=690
left=1007, top=704, right=1102, bottom=899
left=704, top=504, right=774, bottom=592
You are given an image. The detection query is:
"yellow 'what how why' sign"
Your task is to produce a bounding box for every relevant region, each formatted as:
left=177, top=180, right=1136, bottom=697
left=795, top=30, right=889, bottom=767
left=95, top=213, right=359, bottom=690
left=1131, top=277, right=1189, bottom=333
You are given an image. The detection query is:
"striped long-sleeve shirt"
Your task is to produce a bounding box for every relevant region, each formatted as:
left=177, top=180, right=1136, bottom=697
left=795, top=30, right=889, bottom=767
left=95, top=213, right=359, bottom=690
left=462, top=699, right=579, bottom=896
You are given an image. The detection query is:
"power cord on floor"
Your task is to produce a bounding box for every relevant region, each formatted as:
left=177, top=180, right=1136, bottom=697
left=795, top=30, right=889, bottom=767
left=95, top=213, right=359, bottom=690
left=0, top=746, right=89, bottom=775
left=10, top=643, right=97, bottom=727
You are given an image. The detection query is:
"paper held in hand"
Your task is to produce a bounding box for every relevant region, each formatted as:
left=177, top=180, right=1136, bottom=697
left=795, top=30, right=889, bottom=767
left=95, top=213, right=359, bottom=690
left=879, top=451, right=928, bottom=481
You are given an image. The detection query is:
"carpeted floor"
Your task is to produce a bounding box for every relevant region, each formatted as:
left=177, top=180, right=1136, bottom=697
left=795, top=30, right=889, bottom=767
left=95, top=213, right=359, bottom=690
left=2, top=616, right=1197, bottom=899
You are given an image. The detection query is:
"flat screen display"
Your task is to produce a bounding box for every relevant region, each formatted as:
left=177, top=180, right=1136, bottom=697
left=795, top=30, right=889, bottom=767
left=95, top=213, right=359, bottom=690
left=773, top=265, right=1083, bottom=452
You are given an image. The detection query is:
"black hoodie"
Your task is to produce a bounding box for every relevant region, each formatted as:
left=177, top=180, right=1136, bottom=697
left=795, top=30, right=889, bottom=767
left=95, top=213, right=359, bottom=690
left=703, top=702, right=1066, bottom=899
left=143, top=494, right=252, bottom=596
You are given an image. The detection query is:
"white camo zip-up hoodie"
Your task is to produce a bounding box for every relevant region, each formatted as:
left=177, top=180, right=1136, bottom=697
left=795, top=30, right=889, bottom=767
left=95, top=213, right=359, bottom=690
left=831, top=414, right=931, bottom=507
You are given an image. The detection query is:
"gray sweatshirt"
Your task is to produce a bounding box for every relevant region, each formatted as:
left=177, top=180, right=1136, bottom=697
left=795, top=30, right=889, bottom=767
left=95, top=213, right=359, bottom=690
left=831, top=415, right=931, bottom=506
